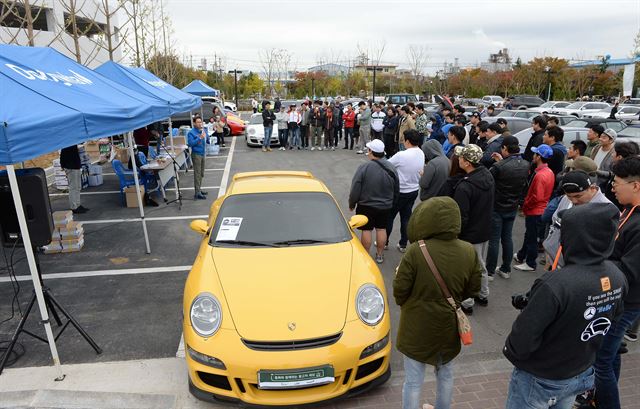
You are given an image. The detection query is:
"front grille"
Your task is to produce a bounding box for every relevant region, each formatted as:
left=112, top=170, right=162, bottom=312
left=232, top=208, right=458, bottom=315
left=355, top=357, right=384, bottom=380
left=197, top=371, right=232, bottom=391
left=242, top=332, right=342, bottom=351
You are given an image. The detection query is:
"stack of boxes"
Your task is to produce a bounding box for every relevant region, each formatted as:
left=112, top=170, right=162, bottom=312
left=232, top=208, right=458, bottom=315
left=88, top=164, right=103, bottom=187
left=43, top=211, right=85, bottom=254
left=52, top=159, right=69, bottom=191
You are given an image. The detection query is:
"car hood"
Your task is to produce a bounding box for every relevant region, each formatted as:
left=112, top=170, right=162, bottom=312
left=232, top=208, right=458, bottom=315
left=210, top=241, right=353, bottom=340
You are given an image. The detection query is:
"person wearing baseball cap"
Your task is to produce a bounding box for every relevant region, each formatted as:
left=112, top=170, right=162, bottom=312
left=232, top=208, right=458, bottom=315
left=348, top=138, right=399, bottom=264
left=591, top=128, right=616, bottom=173
left=449, top=144, right=495, bottom=313
left=514, top=144, right=555, bottom=271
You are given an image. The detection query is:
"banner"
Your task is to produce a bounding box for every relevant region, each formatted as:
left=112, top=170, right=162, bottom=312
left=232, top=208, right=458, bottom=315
left=623, top=63, right=635, bottom=96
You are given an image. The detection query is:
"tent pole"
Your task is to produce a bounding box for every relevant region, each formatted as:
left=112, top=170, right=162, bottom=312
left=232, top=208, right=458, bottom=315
left=127, top=132, right=151, bottom=254
left=168, top=117, right=175, bottom=151
left=167, top=117, right=179, bottom=201
left=6, top=165, right=64, bottom=380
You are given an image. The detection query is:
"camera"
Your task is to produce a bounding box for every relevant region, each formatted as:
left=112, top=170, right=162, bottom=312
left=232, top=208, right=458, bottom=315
left=511, top=293, right=529, bottom=310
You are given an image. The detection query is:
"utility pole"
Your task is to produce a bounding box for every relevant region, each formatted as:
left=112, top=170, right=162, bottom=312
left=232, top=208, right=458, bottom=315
left=367, top=66, right=383, bottom=102
left=228, top=69, right=243, bottom=109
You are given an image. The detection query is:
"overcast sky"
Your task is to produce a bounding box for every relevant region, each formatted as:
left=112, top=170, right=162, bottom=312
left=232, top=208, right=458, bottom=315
left=164, top=0, right=640, bottom=74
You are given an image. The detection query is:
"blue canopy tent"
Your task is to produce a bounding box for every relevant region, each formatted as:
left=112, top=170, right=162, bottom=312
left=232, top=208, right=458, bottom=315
left=0, top=45, right=173, bottom=376
left=182, top=79, right=219, bottom=96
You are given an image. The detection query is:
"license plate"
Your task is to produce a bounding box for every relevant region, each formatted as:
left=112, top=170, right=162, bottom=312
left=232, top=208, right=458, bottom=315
left=257, top=365, right=335, bottom=390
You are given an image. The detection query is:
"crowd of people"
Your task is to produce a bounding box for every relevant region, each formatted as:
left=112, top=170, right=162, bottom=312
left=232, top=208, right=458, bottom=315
left=344, top=101, right=639, bottom=409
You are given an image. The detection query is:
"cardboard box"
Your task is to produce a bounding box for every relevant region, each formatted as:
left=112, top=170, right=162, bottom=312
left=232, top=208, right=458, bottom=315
left=88, top=174, right=103, bottom=186
left=52, top=211, right=73, bottom=227
left=57, top=222, right=83, bottom=239
left=124, top=185, right=145, bottom=208
left=115, top=147, right=130, bottom=164
left=84, top=141, right=100, bottom=152
left=61, top=237, right=84, bottom=252
left=43, top=243, right=63, bottom=254
left=168, top=136, right=186, bottom=146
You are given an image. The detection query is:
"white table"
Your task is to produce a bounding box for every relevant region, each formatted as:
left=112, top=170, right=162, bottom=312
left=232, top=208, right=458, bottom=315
left=140, top=148, right=187, bottom=201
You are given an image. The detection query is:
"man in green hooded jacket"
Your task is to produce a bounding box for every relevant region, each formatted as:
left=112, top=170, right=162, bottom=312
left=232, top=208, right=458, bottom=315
left=394, top=196, right=482, bottom=409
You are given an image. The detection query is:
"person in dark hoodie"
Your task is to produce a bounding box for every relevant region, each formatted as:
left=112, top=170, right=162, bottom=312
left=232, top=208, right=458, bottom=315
left=544, top=125, right=567, bottom=175
left=419, top=139, right=450, bottom=201
left=594, top=156, right=640, bottom=408
left=504, top=202, right=626, bottom=409
left=383, top=107, right=399, bottom=158
left=480, top=122, right=504, bottom=168
left=523, top=115, right=548, bottom=163
left=428, top=113, right=445, bottom=144
left=394, top=196, right=482, bottom=409
left=449, top=144, right=495, bottom=314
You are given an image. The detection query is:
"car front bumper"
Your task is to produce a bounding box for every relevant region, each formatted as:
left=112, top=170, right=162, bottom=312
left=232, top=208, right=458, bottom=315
left=184, top=321, right=391, bottom=406
left=246, top=135, right=280, bottom=147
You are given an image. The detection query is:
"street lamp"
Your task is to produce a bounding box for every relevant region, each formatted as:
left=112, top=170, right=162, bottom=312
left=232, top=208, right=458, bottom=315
left=228, top=69, right=243, bottom=109
left=366, top=66, right=384, bottom=102
left=544, top=66, right=552, bottom=101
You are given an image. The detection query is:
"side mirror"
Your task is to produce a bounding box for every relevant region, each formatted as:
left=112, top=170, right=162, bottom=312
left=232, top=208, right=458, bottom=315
left=190, top=219, right=208, bottom=235
left=348, top=215, right=368, bottom=229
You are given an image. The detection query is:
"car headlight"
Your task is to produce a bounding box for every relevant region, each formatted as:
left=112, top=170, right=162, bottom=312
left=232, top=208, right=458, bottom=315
left=356, top=284, right=385, bottom=326
left=190, top=293, right=222, bottom=337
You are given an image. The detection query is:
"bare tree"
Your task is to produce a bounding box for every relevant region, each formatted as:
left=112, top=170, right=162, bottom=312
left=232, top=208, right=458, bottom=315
left=88, top=0, right=129, bottom=61
left=260, top=48, right=279, bottom=97
left=407, top=44, right=428, bottom=94
left=0, top=0, right=47, bottom=46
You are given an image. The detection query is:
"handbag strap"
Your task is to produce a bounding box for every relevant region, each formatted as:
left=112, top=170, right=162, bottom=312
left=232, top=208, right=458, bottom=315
left=418, top=240, right=457, bottom=309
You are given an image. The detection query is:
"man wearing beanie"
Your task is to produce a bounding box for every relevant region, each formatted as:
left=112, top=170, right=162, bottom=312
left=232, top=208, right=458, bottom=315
left=504, top=202, right=626, bottom=408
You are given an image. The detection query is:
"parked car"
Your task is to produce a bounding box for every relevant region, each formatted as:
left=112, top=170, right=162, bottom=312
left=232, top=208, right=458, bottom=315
left=551, top=101, right=611, bottom=118
left=513, top=127, right=590, bottom=154
left=563, top=118, right=627, bottom=132
left=386, top=93, right=418, bottom=105
left=528, top=101, right=571, bottom=113
left=616, top=124, right=640, bottom=143
left=496, top=110, right=540, bottom=119
left=245, top=113, right=280, bottom=147
left=547, top=115, right=577, bottom=126
left=622, top=98, right=640, bottom=105
left=184, top=171, right=391, bottom=406
left=507, top=95, right=546, bottom=109
left=170, top=101, right=244, bottom=134
left=616, top=106, right=640, bottom=123
left=483, top=116, right=533, bottom=135
left=202, top=96, right=237, bottom=112
left=482, top=95, right=504, bottom=106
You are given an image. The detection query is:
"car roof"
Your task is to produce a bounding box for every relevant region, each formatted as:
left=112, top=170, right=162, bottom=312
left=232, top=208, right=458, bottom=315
left=227, top=171, right=330, bottom=195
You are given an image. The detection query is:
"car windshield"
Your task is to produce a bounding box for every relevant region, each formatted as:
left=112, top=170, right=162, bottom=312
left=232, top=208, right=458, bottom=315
left=566, top=102, right=587, bottom=109
left=497, top=110, right=515, bottom=117
left=249, top=115, right=263, bottom=125
left=539, top=102, right=555, bottom=108
left=619, top=127, right=640, bottom=138
left=210, top=192, right=352, bottom=247
left=565, top=120, right=588, bottom=128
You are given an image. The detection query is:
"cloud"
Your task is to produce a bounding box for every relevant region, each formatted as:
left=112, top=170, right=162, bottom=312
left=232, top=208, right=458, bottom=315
left=472, top=29, right=507, bottom=50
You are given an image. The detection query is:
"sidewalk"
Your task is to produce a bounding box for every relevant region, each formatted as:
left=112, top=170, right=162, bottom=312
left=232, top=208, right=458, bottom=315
left=1, top=353, right=638, bottom=408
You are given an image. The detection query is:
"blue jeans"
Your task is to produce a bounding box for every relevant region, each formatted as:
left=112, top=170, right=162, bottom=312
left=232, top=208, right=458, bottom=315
left=263, top=126, right=273, bottom=148
left=386, top=190, right=418, bottom=247
left=517, top=215, right=541, bottom=268
left=594, top=307, right=640, bottom=408
left=506, top=367, right=595, bottom=409
left=289, top=127, right=300, bottom=148
left=402, top=355, right=453, bottom=409
left=345, top=127, right=354, bottom=149
left=486, top=210, right=517, bottom=274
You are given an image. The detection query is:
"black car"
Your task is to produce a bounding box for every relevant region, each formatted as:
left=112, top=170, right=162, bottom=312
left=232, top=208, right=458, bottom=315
left=563, top=118, right=628, bottom=132
left=507, top=95, right=546, bottom=109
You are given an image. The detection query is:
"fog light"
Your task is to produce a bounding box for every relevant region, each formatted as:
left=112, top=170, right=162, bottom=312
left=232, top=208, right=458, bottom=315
left=360, top=333, right=389, bottom=359
left=187, top=346, right=226, bottom=369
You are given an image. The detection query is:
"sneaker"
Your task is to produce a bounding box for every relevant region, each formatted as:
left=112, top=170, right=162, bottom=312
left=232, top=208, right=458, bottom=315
left=496, top=268, right=511, bottom=279
left=619, top=344, right=629, bottom=354
left=461, top=305, right=473, bottom=315
left=72, top=206, right=88, bottom=214
left=289, top=146, right=294, bottom=150
left=310, top=147, right=315, bottom=151
left=343, top=146, right=348, bottom=149
left=222, top=144, right=226, bottom=147
left=267, top=147, right=272, bottom=152
left=375, top=253, right=384, bottom=264
left=513, top=253, right=524, bottom=264
left=514, top=263, right=535, bottom=272
left=318, top=147, right=323, bottom=151
left=474, top=296, right=488, bottom=307
left=397, top=244, right=406, bottom=253
left=331, top=147, right=335, bottom=151
left=200, top=190, right=208, bottom=195
left=194, top=192, right=206, bottom=200
left=356, top=150, right=364, bottom=154
left=487, top=274, right=494, bottom=282
left=262, top=147, right=267, bottom=152
left=625, top=332, right=638, bottom=342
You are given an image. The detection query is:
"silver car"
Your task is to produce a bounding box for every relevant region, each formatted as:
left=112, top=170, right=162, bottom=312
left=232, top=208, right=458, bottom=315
left=552, top=101, right=611, bottom=118
left=512, top=127, right=590, bottom=154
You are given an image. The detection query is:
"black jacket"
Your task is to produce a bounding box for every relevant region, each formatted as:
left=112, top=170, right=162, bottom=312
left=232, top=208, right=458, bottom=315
left=383, top=115, right=399, bottom=136
left=611, top=205, right=640, bottom=308
left=490, top=154, right=530, bottom=212
left=262, top=109, right=275, bottom=127
left=504, top=203, right=627, bottom=380
left=60, top=145, right=81, bottom=170
left=523, top=129, right=545, bottom=163
left=310, top=107, right=325, bottom=128
left=480, top=135, right=504, bottom=168
left=451, top=166, right=495, bottom=244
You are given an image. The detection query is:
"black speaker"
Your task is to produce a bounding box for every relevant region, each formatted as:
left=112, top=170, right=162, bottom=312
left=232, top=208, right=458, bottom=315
left=0, top=168, right=54, bottom=247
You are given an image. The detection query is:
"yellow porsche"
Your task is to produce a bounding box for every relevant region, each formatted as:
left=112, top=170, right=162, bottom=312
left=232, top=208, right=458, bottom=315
left=184, top=171, right=391, bottom=406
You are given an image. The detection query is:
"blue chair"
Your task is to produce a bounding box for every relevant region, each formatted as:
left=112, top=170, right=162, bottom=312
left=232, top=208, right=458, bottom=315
left=136, top=152, right=158, bottom=191
left=148, top=145, right=158, bottom=159
left=112, top=159, right=137, bottom=206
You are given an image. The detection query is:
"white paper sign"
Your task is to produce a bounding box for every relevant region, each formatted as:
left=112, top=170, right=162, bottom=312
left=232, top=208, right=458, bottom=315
left=216, top=217, right=243, bottom=241
left=623, top=64, right=636, bottom=97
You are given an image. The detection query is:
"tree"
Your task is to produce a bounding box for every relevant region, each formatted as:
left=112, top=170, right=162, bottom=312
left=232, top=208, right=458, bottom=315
left=407, top=44, right=428, bottom=94
left=260, top=48, right=280, bottom=97
left=0, top=0, right=46, bottom=46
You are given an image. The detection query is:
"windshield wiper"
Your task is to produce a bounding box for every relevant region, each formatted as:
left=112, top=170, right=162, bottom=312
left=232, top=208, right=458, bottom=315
left=215, top=240, right=280, bottom=247
left=272, top=239, right=332, bottom=246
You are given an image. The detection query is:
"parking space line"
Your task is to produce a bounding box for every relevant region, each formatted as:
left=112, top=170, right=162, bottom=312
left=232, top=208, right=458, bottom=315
left=101, top=168, right=224, bottom=176
left=177, top=135, right=237, bottom=359
left=0, top=265, right=192, bottom=283
left=49, top=186, right=220, bottom=197
left=81, top=214, right=208, bottom=225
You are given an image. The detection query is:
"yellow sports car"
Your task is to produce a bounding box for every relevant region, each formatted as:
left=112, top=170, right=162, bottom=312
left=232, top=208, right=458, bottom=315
left=184, top=171, right=391, bottom=406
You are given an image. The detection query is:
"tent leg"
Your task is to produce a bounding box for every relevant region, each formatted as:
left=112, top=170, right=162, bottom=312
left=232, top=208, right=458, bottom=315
left=167, top=118, right=179, bottom=201
left=168, top=117, right=175, bottom=151
left=127, top=132, right=151, bottom=254
left=4, top=165, right=64, bottom=381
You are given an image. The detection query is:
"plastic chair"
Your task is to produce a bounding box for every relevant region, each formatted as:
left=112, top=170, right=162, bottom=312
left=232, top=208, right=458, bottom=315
left=112, top=159, right=137, bottom=206
left=136, top=152, right=158, bottom=191
left=148, top=145, right=158, bottom=160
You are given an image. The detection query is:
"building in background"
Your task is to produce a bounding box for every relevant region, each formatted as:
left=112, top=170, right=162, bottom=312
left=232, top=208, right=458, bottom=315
left=481, top=48, right=513, bottom=73
left=308, top=63, right=349, bottom=77
left=0, top=0, right=122, bottom=67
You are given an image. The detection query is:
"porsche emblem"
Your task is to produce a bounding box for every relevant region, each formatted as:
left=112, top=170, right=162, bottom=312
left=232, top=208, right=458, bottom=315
left=288, top=322, right=296, bottom=331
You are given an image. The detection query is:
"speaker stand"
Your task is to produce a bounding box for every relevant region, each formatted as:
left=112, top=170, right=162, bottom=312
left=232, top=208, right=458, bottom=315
left=0, top=248, right=102, bottom=375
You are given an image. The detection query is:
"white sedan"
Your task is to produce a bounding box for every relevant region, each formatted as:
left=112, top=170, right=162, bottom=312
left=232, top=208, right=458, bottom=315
left=552, top=101, right=611, bottom=117
left=528, top=101, right=571, bottom=113
left=245, top=113, right=281, bottom=147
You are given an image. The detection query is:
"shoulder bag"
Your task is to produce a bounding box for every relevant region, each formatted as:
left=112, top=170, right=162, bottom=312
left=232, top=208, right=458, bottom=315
left=417, top=240, right=473, bottom=345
